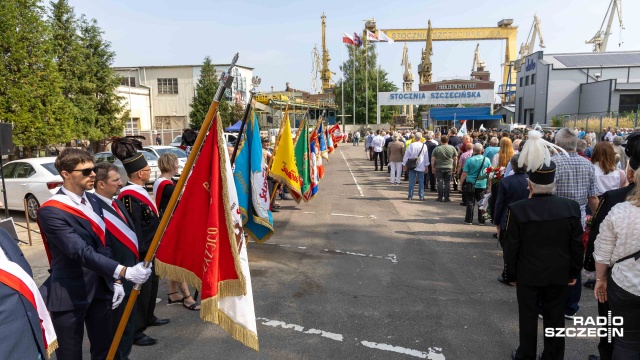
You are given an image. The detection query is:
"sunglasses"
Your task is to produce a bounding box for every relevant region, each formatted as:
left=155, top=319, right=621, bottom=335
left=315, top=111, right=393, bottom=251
left=70, top=167, right=96, bottom=176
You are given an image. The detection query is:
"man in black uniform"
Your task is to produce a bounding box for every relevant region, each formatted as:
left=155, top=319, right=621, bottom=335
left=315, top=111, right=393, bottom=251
left=112, top=139, right=169, bottom=347
left=94, top=163, right=140, bottom=359
left=505, top=160, right=584, bottom=360
left=583, top=133, right=640, bottom=360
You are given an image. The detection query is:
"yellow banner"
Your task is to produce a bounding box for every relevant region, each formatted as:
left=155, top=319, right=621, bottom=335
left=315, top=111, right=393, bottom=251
left=269, top=114, right=302, bottom=198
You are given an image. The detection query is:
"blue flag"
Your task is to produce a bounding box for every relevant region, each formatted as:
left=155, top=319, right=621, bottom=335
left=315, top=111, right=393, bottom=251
left=233, top=111, right=274, bottom=243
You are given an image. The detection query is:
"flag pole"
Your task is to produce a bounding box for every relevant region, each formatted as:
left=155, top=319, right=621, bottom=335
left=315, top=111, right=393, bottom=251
left=107, top=54, right=240, bottom=360
left=365, top=32, right=368, bottom=126
left=231, top=76, right=261, bottom=165
left=341, top=43, right=344, bottom=131
left=376, top=41, right=379, bottom=125
left=352, top=44, right=355, bottom=126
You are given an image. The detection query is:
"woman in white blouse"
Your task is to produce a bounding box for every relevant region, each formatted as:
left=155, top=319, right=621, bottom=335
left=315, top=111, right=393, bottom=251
left=591, top=142, right=627, bottom=196
left=594, top=169, right=640, bottom=357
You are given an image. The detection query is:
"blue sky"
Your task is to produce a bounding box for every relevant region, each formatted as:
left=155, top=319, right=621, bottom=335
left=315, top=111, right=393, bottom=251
left=70, top=0, right=637, bottom=94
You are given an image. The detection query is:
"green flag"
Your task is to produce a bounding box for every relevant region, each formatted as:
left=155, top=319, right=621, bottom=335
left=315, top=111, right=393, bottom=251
left=292, top=120, right=311, bottom=202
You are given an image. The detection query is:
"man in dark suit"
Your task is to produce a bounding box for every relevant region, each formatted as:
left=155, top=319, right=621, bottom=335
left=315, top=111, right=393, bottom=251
left=583, top=134, right=640, bottom=360
left=113, top=146, right=169, bottom=347
left=494, top=154, right=530, bottom=285
left=37, top=148, right=151, bottom=360
left=94, top=163, right=141, bottom=359
left=0, top=228, right=47, bottom=358
left=505, top=161, right=584, bottom=360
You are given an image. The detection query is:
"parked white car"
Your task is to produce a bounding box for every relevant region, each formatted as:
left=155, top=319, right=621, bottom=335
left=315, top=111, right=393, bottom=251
left=1, top=157, right=63, bottom=221
left=142, top=146, right=186, bottom=180
left=170, top=135, right=182, bottom=147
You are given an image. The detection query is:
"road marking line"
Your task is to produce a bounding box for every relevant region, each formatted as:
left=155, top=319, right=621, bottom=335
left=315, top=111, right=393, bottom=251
left=360, top=341, right=445, bottom=359
left=258, top=318, right=344, bottom=341
left=340, top=149, right=364, bottom=197
left=324, top=249, right=398, bottom=264
left=331, top=213, right=376, bottom=219
left=257, top=317, right=443, bottom=358
left=303, top=211, right=316, bottom=214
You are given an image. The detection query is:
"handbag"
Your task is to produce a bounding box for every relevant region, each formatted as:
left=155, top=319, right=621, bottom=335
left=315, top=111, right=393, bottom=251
left=462, top=155, right=486, bottom=193
left=406, top=143, right=426, bottom=170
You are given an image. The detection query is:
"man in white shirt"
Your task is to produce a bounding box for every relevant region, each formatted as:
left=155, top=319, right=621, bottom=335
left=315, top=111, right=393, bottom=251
left=372, top=130, right=386, bottom=171
left=402, top=132, right=429, bottom=200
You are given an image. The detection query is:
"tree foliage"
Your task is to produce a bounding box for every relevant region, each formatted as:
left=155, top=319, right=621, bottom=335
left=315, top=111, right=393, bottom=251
left=0, top=0, right=126, bottom=155
left=334, top=44, right=399, bottom=125
left=189, top=56, right=232, bottom=129
left=0, top=0, right=72, bottom=152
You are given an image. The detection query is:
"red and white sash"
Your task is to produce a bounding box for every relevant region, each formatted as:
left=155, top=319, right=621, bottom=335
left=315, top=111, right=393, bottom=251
left=0, top=248, right=58, bottom=358
left=103, top=210, right=139, bottom=260
left=119, top=184, right=158, bottom=216
left=152, top=178, right=173, bottom=209
left=39, top=194, right=106, bottom=264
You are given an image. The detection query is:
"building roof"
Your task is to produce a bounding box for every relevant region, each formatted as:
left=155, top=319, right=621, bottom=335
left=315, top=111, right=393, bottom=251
left=113, top=64, right=254, bottom=71
left=541, top=51, right=640, bottom=69
left=616, top=82, right=640, bottom=90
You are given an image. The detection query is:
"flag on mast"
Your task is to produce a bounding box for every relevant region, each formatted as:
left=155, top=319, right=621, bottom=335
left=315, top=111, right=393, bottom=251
left=342, top=32, right=355, bottom=45
left=269, top=113, right=302, bottom=198
left=233, top=110, right=274, bottom=243
left=353, top=32, right=363, bottom=47
left=378, top=31, right=395, bottom=44
left=457, top=120, right=468, bottom=137
left=366, top=30, right=379, bottom=42
left=292, top=120, right=311, bottom=203
left=155, top=113, right=258, bottom=350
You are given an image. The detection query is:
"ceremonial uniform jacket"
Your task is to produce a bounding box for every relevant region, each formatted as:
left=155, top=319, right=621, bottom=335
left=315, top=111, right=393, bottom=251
left=0, top=229, right=46, bottom=358
left=120, top=182, right=160, bottom=257
left=95, top=195, right=139, bottom=293
left=493, top=173, right=529, bottom=229
left=584, top=182, right=636, bottom=271
left=504, top=194, right=584, bottom=286
left=37, top=189, right=119, bottom=311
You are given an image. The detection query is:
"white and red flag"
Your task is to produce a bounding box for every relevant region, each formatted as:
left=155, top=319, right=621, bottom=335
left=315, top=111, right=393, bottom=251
left=366, top=30, right=378, bottom=42
left=342, top=32, right=355, bottom=45
left=155, top=114, right=258, bottom=350
left=378, top=31, right=395, bottom=44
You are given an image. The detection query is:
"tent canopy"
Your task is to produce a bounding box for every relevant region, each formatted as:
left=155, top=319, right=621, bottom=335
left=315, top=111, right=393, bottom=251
left=430, top=107, right=502, bottom=121
left=224, top=120, right=243, bottom=132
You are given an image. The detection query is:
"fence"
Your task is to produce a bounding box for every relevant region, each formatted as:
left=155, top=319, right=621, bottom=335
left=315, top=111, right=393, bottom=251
left=124, top=128, right=184, bottom=146
left=557, top=112, right=640, bottom=133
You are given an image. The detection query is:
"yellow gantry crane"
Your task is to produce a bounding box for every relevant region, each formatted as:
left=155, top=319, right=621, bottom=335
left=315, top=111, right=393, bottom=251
left=320, top=13, right=333, bottom=93
left=418, top=20, right=433, bottom=85
left=585, top=0, right=624, bottom=52
left=374, top=19, right=518, bottom=91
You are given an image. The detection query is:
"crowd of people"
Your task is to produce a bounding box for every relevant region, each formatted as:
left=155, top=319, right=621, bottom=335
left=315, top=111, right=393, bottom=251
left=350, top=125, right=640, bottom=359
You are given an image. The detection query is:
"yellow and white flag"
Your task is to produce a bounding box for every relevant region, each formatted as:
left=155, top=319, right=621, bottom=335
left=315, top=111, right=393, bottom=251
left=269, top=115, right=302, bottom=199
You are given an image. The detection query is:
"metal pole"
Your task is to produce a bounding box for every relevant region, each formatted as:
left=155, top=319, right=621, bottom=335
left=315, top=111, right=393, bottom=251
left=616, top=113, right=619, bottom=128
left=365, top=37, right=368, bottom=126
left=22, top=198, right=33, bottom=246
left=352, top=45, right=356, bottom=125
left=0, top=136, right=8, bottom=219
left=128, top=69, right=132, bottom=136
left=342, top=44, right=345, bottom=131
left=376, top=42, right=379, bottom=124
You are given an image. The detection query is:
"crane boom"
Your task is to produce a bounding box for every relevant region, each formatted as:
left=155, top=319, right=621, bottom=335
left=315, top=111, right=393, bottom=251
left=585, top=0, right=624, bottom=52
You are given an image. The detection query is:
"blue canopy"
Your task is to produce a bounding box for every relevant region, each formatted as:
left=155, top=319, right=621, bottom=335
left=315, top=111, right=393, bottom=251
left=225, top=120, right=243, bottom=132
left=430, top=107, right=502, bottom=121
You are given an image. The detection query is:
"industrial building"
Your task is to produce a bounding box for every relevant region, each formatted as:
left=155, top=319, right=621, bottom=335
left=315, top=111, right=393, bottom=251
left=515, top=51, right=640, bottom=125
left=113, top=64, right=254, bottom=134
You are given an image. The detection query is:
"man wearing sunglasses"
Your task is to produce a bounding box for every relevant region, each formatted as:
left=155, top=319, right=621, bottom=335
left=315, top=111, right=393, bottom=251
left=114, top=147, right=169, bottom=347
left=37, top=148, right=152, bottom=360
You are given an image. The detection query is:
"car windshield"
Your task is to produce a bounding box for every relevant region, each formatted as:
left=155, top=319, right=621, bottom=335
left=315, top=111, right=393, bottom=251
left=155, top=147, right=187, bottom=158
left=172, top=136, right=182, bottom=143
left=139, top=151, right=158, bottom=161
left=41, top=163, right=59, bottom=175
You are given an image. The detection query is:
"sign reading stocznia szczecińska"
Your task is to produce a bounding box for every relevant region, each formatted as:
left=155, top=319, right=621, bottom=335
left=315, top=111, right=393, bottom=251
left=377, top=90, right=494, bottom=106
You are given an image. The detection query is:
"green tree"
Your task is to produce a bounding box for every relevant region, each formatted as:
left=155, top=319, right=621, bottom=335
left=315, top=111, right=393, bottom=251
left=49, top=0, right=126, bottom=152
left=334, top=43, right=399, bottom=125
left=189, top=56, right=230, bottom=129
left=0, top=0, right=72, bottom=156
left=78, top=16, right=127, bottom=151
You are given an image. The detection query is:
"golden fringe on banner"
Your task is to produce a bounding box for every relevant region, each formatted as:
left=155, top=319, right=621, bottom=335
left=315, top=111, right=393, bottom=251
left=46, top=339, right=59, bottom=359
left=201, top=298, right=259, bottom=351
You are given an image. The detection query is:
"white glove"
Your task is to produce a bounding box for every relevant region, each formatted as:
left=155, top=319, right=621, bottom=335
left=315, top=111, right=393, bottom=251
left=112, top=282, right=125, bottom=309
left=124, top=262, right=152, bottom=285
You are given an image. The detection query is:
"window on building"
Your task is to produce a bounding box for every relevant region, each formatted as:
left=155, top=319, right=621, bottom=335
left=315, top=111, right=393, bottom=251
left=121, top=77, right=136, bottom=87
left=157, top=78, right=178, bottom=94
left=520, top=77, right=523, bottom=87
left=525, top=76, right=530, bottom=86
left=125, top=118, right=139, bottom=135
left=531, top=74, right=536, bottom=85
left=620, top=94, right=640, bottom=114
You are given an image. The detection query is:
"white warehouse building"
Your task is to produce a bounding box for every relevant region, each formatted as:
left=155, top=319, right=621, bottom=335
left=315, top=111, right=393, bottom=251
left=113, top=64, right=254, bottom=134
left=515, top=51, right=640, bottom=125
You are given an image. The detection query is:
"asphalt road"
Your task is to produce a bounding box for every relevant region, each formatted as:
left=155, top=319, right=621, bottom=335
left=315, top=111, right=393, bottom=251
left=16, top=143, right=600, bottom=359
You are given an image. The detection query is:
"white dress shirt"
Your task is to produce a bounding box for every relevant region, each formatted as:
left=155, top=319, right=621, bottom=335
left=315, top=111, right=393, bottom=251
left=372, top=135, right=385, bottom=152
left=402, top=141, right=430, bottom=172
